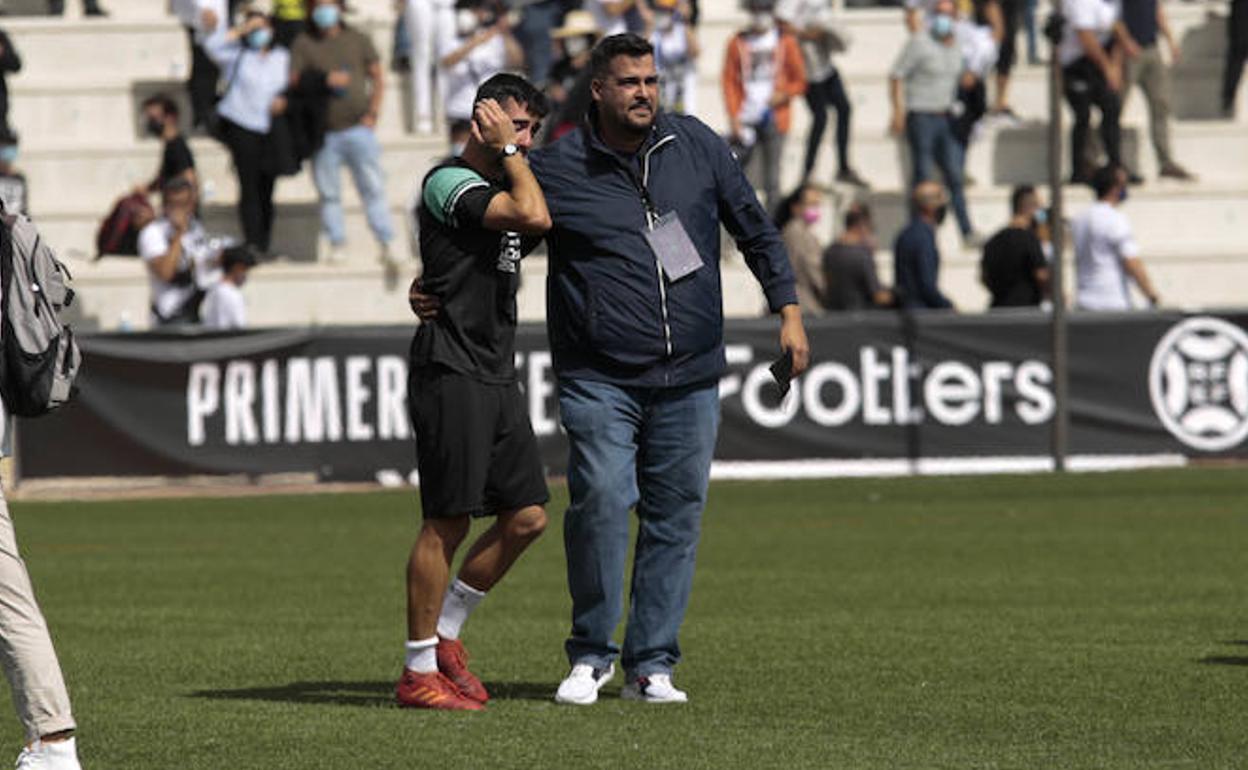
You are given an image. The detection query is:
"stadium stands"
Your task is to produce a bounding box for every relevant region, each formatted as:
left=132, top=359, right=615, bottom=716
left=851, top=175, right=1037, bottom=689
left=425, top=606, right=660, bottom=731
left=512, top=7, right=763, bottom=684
left=0, top=0, right=1244, bottom=330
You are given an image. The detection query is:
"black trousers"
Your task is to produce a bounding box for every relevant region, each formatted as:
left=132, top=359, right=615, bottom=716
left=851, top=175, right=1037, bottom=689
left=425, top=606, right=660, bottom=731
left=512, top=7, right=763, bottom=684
left=802, top=69, right=852, bottom=177
left=1063, top=57, right=1122, bottom=177
left=1224, top=0, right=1248, bottom=111
left=221, top=118, right=277, bottom=253
left=186, top=28, right=221, bottom=131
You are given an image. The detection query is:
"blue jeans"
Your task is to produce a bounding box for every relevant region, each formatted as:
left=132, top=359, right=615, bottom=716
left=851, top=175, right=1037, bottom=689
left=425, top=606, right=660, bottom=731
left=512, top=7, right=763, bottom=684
left=312, top=124, right=394, bottom=246
left=905, top=111, right=973, bottom=236
left=558, top=377, right=720, bottom=678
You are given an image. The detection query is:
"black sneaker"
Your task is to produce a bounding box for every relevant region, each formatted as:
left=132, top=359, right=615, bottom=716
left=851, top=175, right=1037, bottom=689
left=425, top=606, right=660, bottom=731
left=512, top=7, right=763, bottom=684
left=835, top=168, right=870, bottom=189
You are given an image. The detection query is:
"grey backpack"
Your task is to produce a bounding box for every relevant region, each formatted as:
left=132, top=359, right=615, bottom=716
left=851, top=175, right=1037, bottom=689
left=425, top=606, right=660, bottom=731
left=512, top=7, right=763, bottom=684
left=0, top=211, right=81, bottom=416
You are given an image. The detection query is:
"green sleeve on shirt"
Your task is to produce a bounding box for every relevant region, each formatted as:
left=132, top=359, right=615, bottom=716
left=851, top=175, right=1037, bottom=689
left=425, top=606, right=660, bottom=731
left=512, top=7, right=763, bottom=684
left=423, top=167, right=490, bottom=227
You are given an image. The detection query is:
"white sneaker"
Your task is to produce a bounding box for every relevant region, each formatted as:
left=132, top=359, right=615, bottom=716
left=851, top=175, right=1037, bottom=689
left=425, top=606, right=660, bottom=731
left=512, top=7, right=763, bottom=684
left=378, top=243, right=399, bottom=266
left=323, top=242, right=348, bottom=264
left=620, top=673, right=688, bottom=703
left=554, top=663, right=614, bottom=705
left=16, top=737, right=82, bottom=770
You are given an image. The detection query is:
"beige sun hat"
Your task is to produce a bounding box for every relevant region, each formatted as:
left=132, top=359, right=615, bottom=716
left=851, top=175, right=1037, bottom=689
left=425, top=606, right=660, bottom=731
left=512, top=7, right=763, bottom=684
left=551, top=10, right=601, bottom=39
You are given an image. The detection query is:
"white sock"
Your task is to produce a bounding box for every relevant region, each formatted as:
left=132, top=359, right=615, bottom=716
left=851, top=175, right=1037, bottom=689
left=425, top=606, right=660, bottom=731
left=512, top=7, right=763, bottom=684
left=405, top=637, right=438, bottom=673
left=436, top=578, right=486, bottom=640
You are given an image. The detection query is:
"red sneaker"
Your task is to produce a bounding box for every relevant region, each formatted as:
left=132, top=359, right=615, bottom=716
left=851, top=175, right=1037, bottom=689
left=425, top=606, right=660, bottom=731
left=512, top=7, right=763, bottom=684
left=437, top=637, right=490, bottom=703
left=395, top=669, right=484, bottom=711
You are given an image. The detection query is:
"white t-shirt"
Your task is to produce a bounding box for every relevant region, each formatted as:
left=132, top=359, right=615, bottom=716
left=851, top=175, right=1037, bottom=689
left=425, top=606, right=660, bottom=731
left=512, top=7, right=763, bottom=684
left=1073, top=200, right=1140, bottom=310
left=1058, top=0, right=1121, bottom=67
left=138, top=218, right=218, bottom=323
left=774, top=0, right=845, bottom=82
left=201, top=281, right=247, bottom=330
left=736, top=27, right=780, bottom=126
left=437, top=29, right=506, bottom=122
left=652, top=19, right=696, bottom=113
left=956, top=18, right=998, bottom=78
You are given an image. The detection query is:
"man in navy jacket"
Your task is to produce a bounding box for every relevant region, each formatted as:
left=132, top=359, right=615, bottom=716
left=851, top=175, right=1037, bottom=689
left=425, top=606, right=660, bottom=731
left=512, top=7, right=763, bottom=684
left=894, top=180, right=956, bottom=310
left=531, top=34, right=810, bottom=706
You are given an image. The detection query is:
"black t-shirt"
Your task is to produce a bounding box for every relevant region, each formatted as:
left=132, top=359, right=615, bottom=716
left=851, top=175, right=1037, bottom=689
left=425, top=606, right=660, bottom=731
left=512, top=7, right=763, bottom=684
left=1121, top=0, right=1159, bottom=47
left=159, top=136, right=196, bottom=188
left=411, top=159, right=537, bottom=383
left=981, top=226, right=1046, bottom=307
left=823, top=242, right=881, bottom=311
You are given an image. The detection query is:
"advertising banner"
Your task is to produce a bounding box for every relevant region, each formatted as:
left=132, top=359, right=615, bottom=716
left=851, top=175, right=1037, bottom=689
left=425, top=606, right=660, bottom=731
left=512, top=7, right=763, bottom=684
left=18, top=312, right=1248, bottom=481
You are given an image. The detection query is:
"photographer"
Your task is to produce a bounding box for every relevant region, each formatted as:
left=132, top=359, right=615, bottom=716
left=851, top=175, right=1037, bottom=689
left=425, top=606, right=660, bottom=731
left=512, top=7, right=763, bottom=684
left=138, top=179, right=218, bottom=326
left=438, top=0, right=523, bottom=143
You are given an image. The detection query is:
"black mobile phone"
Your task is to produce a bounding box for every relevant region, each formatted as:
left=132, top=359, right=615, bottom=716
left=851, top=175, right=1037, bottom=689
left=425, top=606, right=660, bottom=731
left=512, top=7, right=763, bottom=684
left=769, top=349, right=794, bottom=398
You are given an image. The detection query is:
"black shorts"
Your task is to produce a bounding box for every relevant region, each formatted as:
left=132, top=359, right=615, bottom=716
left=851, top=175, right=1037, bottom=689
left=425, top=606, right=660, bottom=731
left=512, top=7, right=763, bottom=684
left=409, top=365, right=549, bottom=519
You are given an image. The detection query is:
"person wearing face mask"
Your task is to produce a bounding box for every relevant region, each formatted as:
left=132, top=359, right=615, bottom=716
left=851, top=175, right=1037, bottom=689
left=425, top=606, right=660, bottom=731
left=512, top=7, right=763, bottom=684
left=889, top=0, right=977, bottom=245
left=722, top=0, right=807, bottom=210
left=980, top=184, right=1051, bottom=308
left=291, top=0, right=397, bottom=264
left=647, top=0, right=699, bottom=115
left=437, top=0, right=524, bottom=145
left=776, top=183, right=828, bottom=314
left=0, top=131, right=26, bottom=217
left=894, top=180, right=955, bottom=310
left=545, top=11, right=601, bottom=141
left=137, top=94, right=197, bottom=199
left=201, top=7, right=291, bottom=258
left=1073, top=164, right=1160, bottom=310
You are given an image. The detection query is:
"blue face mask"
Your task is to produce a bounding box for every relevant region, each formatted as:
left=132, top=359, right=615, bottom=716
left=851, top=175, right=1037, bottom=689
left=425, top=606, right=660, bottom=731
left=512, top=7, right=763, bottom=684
left=1033, top=209, right=1048, bottom=225
left=312, top=4, right=340, bottom=29
left=930, top=13, right=953, bottom=39
left=1118, top=187, right=1129, bottom=203
left=0, top=147, right=15, bottom=165
left=247, top=28, right=273, bottom=49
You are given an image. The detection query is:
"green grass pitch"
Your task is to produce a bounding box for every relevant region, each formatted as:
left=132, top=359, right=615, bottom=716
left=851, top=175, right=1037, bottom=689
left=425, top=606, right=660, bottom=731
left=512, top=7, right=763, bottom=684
left=2, top=467, right=1246, bottom=769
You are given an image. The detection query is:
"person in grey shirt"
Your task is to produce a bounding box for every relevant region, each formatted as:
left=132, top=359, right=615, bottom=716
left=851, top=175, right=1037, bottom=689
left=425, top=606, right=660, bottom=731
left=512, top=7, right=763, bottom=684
left=824, top=202, right=893, bottom=311
left=889, top=0, right=976, bottom=242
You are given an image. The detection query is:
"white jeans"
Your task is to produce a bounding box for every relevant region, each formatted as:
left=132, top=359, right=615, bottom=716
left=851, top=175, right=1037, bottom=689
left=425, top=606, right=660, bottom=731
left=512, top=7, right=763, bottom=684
left=0, top=490, right=74, bottom=742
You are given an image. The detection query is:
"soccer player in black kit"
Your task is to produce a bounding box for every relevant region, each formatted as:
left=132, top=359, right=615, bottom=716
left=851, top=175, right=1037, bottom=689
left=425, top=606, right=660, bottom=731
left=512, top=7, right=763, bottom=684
left=397, top=74, right=552, bottom=711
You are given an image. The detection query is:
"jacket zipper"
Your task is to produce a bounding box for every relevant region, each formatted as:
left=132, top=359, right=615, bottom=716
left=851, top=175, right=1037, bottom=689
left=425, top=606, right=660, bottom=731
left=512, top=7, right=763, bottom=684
left=641, top=135, right=676, bottom=361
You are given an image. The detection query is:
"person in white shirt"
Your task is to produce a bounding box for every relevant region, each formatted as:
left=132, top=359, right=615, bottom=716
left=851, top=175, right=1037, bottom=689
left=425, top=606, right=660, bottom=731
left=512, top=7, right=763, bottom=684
left=406, top=0, right=455, bottom=134
left=173, top=0, right=230, bottom=131
left=201, top=245, right=256, bottom=330
left=437, top=0, right=523, bottom=140
left=648, top=0, right=700, bottom=116
left=776, top=0, right=866, bottom=187
left=1059, top=0, right=1133, bottom=184
left=1073, top=164, right=1160, bottom=310
left=201, top=7, right=291, bottom=257
left=138, top=178, right=218, bottom=326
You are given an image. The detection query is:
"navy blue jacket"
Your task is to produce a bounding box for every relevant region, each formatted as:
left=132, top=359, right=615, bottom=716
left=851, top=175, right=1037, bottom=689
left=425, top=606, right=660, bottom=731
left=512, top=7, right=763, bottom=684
left=529, top=111, right=798, bottom=388
left=893, top=219, right=953, bottom=310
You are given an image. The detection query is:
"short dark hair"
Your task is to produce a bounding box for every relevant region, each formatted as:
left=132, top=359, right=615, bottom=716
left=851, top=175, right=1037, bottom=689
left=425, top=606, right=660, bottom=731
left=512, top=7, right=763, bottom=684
left=844, top=202, right=871, bottom=231
left=474, top=73, right=549, bottom=119
left=1010, top=185, right=1036, bottom=215
left=162, top=176, right=194, bottom=196
left=590, top=34, right=654, bottom=80
left=1091, top=164, right=1122, bottom=198
left=141, top=94, right=180, bottom=119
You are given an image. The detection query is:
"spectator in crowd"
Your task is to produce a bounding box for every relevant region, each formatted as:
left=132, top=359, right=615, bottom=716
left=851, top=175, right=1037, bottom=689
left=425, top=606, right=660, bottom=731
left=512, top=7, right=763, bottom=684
left=890, top=0, right=977, bottom=243
left=291, top=0, right=397, bottom=264
left=0, top=27, right=19, bottom=139
left=405, top=0, right=450, bottom=134
left=1059, top=0, right=1134, bottom=185
left=825, top=201, right=892, bottom=311
left=776, top=183, right=827, bottom=314
left=722, top=0, right=807, bottom=210
left=138, top=94, right=197, bottom=195
left=273, top=0, right=306, bottom=47
left=649, top=0, right=700, bottom=115
left=1119, top=0, right=1194, bottom=180
left=47, top=0, right=106, bottom=16
left=202, top=8, right=291, bottom=258
left=0, top=130, right=27, bottom=216
left=952, top=1, right=1000, bottom=184
left=777, top=0, right=866, bottom=187
left=515, top=0, right=565, bottom=86
left=139, top=178, right=217, bottom=326
left=992, top=0, right=1020, bottom=115
left=438, top=0, right=523, bottom=143
left=1224, top=0, right=1247, bottom=117
left=546, top=10, right=600, bottom=138
left=173, top=0, right=228, bottom=133
left=894, top=180, right=955, bottom=310
left=585, top=0, right=650, bottom=37
left=1073, top=164, right=1160, bottom=310
left=980, top=184, right=1050, bottom=307
left=201, top=244, right=257, bottom=329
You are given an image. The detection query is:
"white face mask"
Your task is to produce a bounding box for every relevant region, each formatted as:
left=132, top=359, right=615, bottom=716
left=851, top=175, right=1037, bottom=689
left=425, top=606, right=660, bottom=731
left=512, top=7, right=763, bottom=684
left=749, top=11, right=773, bottom=31
left=455, top=9, right=478, bottom=36
left=564, top=35, right=590, bottom=57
